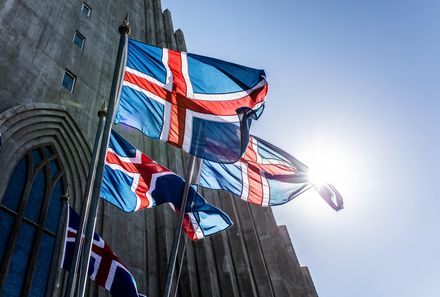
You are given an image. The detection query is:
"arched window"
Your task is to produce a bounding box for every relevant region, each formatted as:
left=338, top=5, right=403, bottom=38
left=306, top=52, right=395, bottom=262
left=0, top=144, right=66, bottom=297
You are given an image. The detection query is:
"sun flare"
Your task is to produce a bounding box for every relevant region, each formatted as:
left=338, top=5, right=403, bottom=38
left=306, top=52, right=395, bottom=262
left=301, top=142, right=356, bottom=195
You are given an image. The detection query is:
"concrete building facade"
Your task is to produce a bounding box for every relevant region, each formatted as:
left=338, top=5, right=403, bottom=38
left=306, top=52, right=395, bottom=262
left=0, top=0, right=318, bottom=296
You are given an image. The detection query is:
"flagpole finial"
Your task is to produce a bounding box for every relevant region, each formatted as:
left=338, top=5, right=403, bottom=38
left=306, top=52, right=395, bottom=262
left=61, top=191, right=70, bottom=202
left=98, top=102, right=108, bottom=117
left=119, top=13, right=130, bottom=35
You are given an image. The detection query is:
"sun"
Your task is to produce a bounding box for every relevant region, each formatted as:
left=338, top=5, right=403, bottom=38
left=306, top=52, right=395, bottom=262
left=301, top=141, right=356, bottom=196
left=307, top=156, right=341, bottom=189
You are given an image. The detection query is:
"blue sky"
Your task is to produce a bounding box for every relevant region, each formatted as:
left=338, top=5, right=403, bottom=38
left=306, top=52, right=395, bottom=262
left=162, top=1, right=440, bottom=296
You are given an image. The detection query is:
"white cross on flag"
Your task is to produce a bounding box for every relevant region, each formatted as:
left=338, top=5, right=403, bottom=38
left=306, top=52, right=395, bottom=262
left=61, top=207, right=145, bottom=297
left=199, top=135, right=344, bottom=210
left=100, top=130, right=232, bottom=240
left=114, top=38, right=268, bottom=163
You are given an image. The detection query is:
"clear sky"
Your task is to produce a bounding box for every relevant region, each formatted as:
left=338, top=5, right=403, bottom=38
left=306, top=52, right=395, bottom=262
left=161, top=1, right=440, bottom=296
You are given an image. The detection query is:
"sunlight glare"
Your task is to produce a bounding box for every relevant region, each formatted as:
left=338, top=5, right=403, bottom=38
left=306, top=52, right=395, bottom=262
left=294, top=139, right=359, bottom=215
left=304, top=145, right=354, bottom=192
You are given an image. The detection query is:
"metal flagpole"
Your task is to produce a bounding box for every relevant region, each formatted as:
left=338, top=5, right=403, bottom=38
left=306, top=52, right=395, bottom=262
left=162, top=154, right=197, bottom=297
left=173, top=235, right=188, bottom=297
left=172, top=164, right=202, bottom=297
left=64, top=105, right=107, bottom=297
left=74, top=15, right=130, bottom=297
left=47, top=192, right=70, bottom=297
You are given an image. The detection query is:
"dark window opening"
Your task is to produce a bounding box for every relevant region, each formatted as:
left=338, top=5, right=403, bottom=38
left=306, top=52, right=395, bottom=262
left=81, top=2, right=91, bottom=17
left=62, top=70, right=76, bottom=93
left=73, top=31, right=85, bottom=50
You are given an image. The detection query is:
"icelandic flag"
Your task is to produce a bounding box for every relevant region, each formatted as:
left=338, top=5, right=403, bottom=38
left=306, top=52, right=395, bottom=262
left=199, top=135, right=344, bottom=210
left=61, top=207, right=146, bottom=297
left=114, top=38, right=268, bottom=163
left=100, top=130, right=232, bottom=240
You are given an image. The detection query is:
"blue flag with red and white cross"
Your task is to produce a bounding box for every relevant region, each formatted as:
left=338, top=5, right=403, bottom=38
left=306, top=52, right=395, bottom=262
left=62, top=207, right=146, bottom=297
left=100, top=130, right=232, bottom=240
left=198, top=135, right=344, bottom=210
left=114, top=39, right=268, bottom=163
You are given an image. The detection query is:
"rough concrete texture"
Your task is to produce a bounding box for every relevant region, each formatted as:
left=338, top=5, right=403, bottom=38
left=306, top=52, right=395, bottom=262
left=0, top=0, right=318, bottom=296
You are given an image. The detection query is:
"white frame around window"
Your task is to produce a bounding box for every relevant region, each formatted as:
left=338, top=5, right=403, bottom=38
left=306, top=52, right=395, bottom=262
left=62, top=70, right=76, bottom=93
left=81, top=2, right=92, bottom=17
left=73, top=31, right=85, bottom=50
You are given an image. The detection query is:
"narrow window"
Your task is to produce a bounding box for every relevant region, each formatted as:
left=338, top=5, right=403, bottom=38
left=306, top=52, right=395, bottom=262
left=81, top=2, right=91, bottom=17
left=73, top=31, right=85, bottom=50
left=0, top=145, right=66, bottom=296
left=62, top=70, right=76, bottom=93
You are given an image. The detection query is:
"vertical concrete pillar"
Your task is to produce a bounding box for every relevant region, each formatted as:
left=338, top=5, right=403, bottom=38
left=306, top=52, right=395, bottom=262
left=235, top=201, right=275, bottom=297
left=163, top=9, right=177, bottom=50
left=249, top=205, right=289, bottom=297
left=145, top=0, right=156, bottom=44
left=152, top=0, right=167, bottom=47
left=177, top=238, right=200, bottom=297
left=279, top=225, right=311, bottom=296
left=209, top=192, right=240, bottom=297
left=193, top=238, right=221, bottom=297
left=301, top=267, right=319, bottom=297
left=192, top=189, right=222, bottom=297
left=219, top=194, right=259, bottom=296
left=174, top=29, right=187, bottom=52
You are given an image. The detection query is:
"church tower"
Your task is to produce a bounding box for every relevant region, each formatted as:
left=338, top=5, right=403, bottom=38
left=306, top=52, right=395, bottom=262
left=0, top=1, right=318, bottom=296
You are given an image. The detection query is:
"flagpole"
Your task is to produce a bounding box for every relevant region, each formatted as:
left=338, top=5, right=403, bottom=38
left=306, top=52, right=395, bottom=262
left=48, top=192, right=70, bottom=297
left=173, top=236, right=188, bottom=297
left=172, top=163, right=202, bottom=297
left=162, top=154, right=197, bottom=297
left=64, top=105, right=107, bottom=297
left=74, top=15, right=130, bottom=297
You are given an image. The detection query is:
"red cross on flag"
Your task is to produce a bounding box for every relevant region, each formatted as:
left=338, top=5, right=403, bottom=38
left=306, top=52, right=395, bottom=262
left=61, top=207, right=145, bottom=297
left=115, top=39, right=268, bottom=163
left=99, top=130, right=233, bottom=240
left=199, top=135, right=344, bottom=210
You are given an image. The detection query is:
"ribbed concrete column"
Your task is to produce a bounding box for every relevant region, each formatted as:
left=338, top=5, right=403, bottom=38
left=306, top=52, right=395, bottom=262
left=249, top=206, right=289, bottom=296
left=175, top=29, right=187, bottom=52
left=219, top=194, right=259, bottom=296
left=279, top=225, right=310, bottom=296
left=145, top=0, right=156, bottom=44
left=301, top=267, right=318, bottom=297
left=153, top=0, right=167, bottom=47
left=177, top=238, right=199, bottom=297
left=209, top=192, right=240, bottom=297
left=163, top=9, right=177, bottom=50
left=236, top=201, right=275, bottom=297
left=102, top=207, right=148, bottom=291
left=193, top=190, right=221, bottom=297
